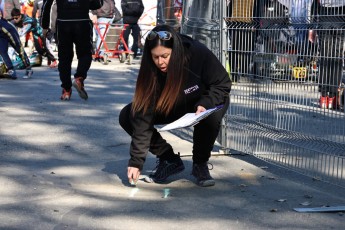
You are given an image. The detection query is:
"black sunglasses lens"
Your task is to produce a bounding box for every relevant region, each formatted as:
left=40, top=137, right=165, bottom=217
left=147, top=31, right=157, bottom=40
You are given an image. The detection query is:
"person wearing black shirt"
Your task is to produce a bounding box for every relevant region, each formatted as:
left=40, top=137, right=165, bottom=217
left=41, top=0, right=98, bottom=100
left=119, top=25, right=231, bottom=187
left=121, top=0, right=144, bottom=59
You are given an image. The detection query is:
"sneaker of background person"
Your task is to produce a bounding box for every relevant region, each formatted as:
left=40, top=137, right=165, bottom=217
left=319, top=96, right=327, bottom=109
left=328, top=96, right=335, bottom=110
left=192, top=162, right=215, bottom=187
left=4, top=69, right=17, bottom=79
left=145, top=156, right=185, bottom=183
left=60, top=88, right=72, bottom=100
left=72, top=77, right=88, bottom=100
left=103, top=54, right=108, bottom=65
left=23, top=69, right=33, bottom=79
left=49, top=60, right=58, bottom=68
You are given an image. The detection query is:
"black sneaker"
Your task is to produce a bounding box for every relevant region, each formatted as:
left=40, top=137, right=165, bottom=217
left=145, top=157, right=185, bottom=183
left=192, top=162, right=215, bottom=187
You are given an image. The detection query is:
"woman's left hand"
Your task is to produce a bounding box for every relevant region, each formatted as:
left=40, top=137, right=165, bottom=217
left=195, top=105, right=206, bottom=115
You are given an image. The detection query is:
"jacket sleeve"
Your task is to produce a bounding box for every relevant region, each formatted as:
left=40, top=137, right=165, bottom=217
left=19, top=24, right=32, bottom=37
left=194, top=43, right=232, bottom=109
left=128, top=107, right=155, bottom=170
left=41, top=0, right=54, bottom=29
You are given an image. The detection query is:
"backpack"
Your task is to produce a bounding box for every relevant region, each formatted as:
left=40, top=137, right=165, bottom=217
left=123, top=0, right=144, bottom=17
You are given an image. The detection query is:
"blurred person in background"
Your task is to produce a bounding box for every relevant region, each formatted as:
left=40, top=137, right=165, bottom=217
left=32, top=0, right=42, bottom=19
left=21, top=0, right=33, bottom=17
left=21, top=0, right=34, bottom=48
left=90, top=0, right=116, bottom=56
left=0, top=7, right=32, bottom=79
left=11, top=8, right=57, bottom=68
left=312, top=0, right=345, bottom=109
left=121, top=0, right=144, bottom=59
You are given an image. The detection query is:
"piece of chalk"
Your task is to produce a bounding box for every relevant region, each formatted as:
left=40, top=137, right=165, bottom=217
left=144, top=176, right=154, bottom=183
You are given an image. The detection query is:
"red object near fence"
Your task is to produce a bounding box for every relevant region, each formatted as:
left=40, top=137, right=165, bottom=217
left=93, top=23, right=134, bottom=64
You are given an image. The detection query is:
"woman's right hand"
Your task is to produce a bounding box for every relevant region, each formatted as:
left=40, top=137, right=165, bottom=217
left=127, top=166, right=141, bottom=185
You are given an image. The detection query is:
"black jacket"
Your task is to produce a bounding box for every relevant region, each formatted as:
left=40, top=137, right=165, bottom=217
left=41, top=0, right=93, bottom=29
left=121, top=0, right=144, bottom=24
left=128, top=35, right=232, bottom=170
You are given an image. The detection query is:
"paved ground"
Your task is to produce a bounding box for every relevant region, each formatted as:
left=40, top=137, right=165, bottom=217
left=0, top=58, right=345, bottom=230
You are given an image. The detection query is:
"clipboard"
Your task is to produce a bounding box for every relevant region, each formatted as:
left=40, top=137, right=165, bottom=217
left=158, top=105, right=223, bottom=132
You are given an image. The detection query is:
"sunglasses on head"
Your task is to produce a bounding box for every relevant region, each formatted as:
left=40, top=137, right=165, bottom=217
left=147, top=31, right=172, bottom=41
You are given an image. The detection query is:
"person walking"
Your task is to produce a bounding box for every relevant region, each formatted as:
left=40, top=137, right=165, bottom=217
left=41, top=0, right=96, bottom=100
left=119, top=25, right=231, bottom=187
left=121, top=0, right=144, bottom=59
left=0, top=7, right=32, bottom=79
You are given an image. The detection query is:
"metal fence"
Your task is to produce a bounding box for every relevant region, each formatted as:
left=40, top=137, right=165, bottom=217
left=181, top=0, right=345, bottom=188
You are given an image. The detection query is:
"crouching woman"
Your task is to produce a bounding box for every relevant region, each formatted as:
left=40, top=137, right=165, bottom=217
left=119, top=24, right=231, bottom=187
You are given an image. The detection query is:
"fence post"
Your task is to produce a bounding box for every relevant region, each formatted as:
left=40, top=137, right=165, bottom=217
left=219, top=0, right=230, bottom=155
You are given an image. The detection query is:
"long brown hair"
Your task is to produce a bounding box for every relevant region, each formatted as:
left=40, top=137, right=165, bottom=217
left=132, top=25, right=188, bottom=116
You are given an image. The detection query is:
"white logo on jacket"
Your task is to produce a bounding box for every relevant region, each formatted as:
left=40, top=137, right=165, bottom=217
left=184, top=85, right=199, bottom=94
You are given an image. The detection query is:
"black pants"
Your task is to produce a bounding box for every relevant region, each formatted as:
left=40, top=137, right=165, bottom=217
left=57, top=20, right=93, bottom=90
left=318, top=5, right=345, bottom=97
left=119, top=100, right=229, bottom=164
left=123, top=23, right=140, bottom=57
